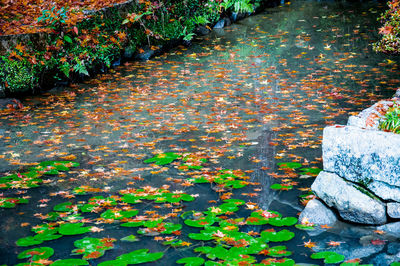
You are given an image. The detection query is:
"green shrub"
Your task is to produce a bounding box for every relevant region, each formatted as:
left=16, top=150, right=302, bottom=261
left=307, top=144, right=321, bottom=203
left=0, top=57, right=37, bottom=93
left=379, top=102, right=400, bottom=133
left=373, top=0, right=400, bottom=54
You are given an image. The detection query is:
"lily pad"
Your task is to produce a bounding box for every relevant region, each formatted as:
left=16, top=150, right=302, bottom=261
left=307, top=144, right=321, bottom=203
left=144, top=152, right=181, bottom=165
left=270, top=183, right=293, bottom=191
left=277, top=162, right=302, bottom=169
left=17, top=247, right=54, bottom=261
left=121, top=235, right=139, bottom=242
left=100, top=209, right=139, bottom=220
left=16, top=236, right=43, bottom=247
left=176, top=257, right=205, bottom=266
left=58, top=223, right=91, bottom=235
left=260, top=229, right=295, bottom=242
left=0, top=197, right=28, bottom=208
left=268, top=217, right=298, bottom=227
left=51, top=259, right=89, bottom=265
left=72, top=237, right=115, bottom=259
left=299, top=167, right=322, bottom=176
left=311, top=251, right=345, bottom=264
left=116, top=249, right=164, bottom=264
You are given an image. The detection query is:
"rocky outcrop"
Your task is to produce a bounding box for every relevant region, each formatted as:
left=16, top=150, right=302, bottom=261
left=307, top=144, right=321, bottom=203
left=302, top=91, right=400, bottom=226
left=299, top=199, right=337, bottom=226
left=311, top=171, right=386, bottom=225
left=323, top=125, right=400, bottom=189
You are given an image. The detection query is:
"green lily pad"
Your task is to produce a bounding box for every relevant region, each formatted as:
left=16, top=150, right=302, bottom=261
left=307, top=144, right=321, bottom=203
left=53, top=202, right=75, bottom=212
left=16, top=236, right=43, bottom=247
left=58, top=223, right=91, bottom=235
left=144, top=152, right=180, bottom=165
left=295, top=224, right=316, bottom=230
left=0, top=197, right=28, bottom=208
left=120, top=221, right=144, bottom=227
left=299, top=167, right=322, bottom=176
left=17, top=247, right=54, bottom=261
left=100, top=209, right=139, bottom=220
left=116, top=249, right=164, bottom=264
left=270, top=183, right=293, bottom=191
left=268, top=217, right=298, bottom=227
left=176, top=257, right=205, bottom=266
left=260, top=229, right=295, bottom=242
left=185, top=215, right=217, bottom=227
left=265, top=245, right=292, bottom=257
left=51, top=259, right=89, bottom=265
left=277, top=162, right=302, bottom=169
left=311, top=251, right=345, bottom=264
left=121, top=235, right=139, bottom=242
left=259, top=258, right=295, bottom=266
left=72, top=237, right=116, bottom=259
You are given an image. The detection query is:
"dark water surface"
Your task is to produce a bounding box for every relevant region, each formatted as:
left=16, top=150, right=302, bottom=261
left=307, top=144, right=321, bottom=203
left=1, top=0, right=400, bottom=265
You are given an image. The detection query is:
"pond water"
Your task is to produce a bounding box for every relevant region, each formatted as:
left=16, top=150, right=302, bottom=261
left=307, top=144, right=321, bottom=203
left=1, top=0, right=400, bottom=265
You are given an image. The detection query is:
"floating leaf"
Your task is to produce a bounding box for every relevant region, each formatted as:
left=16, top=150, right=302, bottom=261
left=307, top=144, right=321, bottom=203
left=268, top=217, right=298, bottom=227
left=277, top=162, right=302, bottom=169
left=116, top=249, right=164, bottom=264
left=58, top=223, right=91, bottom=235
left=299, top=167, right=322, bottom=176
left=295, top=224, right=316, bottom=230
left=72, top=237, right=115, bottom=259
left=53, top=202, right=75, bottom=212
left=176, top=257, right=205, bottom=266
left=100, top=209, right=138, bottom=220
left=51, top=259, right=89, bottom=265
left=144, top=152, right=180, bottom=165
left=311, top=251, right=345, bottom=264
left=18, top=247, right=54, bottom=261
left=121, top=235, right=138, bottom=242
left=260, top=229, right=295, bottom=242
left=16, top=236, right=43, bottom=247
left=0, top=197, right=28, bottom=208
left=264, top=245, right=292, bottom=257
left=270, top=183, right=293, bottom=191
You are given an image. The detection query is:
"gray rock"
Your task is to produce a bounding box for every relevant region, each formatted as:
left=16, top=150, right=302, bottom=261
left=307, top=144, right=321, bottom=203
left=311, top=171, right=387, bottom=225
left=123, top=46, right=135, bottom=59
left=224, top=17, right=232, bottom=27
left=377, top=222, right=400, bottom=237
left=347, top=100, right=396, bottom=129
left=388, top=202, right=400, bottom=219
left=0, top=83, right=5, bottom=98
left=388, top=242, right=400, bottom=255
left=323, top=125, right=400, bottom=188
left=194, top=25, right=210, bottom=36
left=134, top=47, right=155, bottom=61
left=213, top=19, right=225, bottom=29
left=367, top=180, right=400, bottom=202
left=299, top=199, right=337, bottom=226
left=369, top=253, right=400, bottom=266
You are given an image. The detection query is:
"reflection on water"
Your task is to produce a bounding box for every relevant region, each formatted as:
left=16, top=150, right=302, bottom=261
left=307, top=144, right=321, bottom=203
left=1, top=0, right=400, bottom=264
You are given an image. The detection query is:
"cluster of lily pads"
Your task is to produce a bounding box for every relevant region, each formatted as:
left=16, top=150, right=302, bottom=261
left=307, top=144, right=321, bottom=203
left=0, top=161, right=80, bottom=190
left=270, top=162, right=322, bottom=191
left=5, top=154, right=397, bottom=265
left=0, top=161, right=80, bottom=209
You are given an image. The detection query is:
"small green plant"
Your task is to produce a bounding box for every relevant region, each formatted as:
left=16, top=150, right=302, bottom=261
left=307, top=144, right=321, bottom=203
left=379, top=102, right=400, bottom=133
left=37, top=6, right=68, bottom=32
left=0, top=56, right=37, bottom=93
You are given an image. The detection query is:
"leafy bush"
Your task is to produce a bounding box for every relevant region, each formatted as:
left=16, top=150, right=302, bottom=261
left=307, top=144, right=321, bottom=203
left=373, top=0, right=400, bottom=53
left=379, top=102, right=400, bottom=133
left=0, top=0, right=269, bottom=95
left=0, top=56, right=38, bottom=93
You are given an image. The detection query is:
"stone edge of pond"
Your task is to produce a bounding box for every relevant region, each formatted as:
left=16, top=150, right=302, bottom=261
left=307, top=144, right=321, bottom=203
left=0, top=0, right=281, bottom=104
left=301, top=89, right=400, bottom=232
